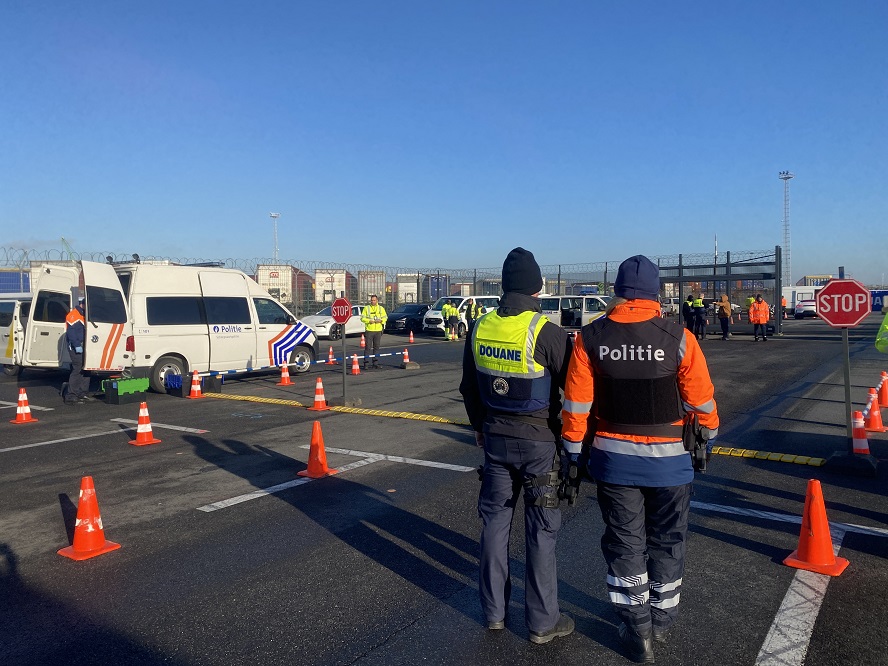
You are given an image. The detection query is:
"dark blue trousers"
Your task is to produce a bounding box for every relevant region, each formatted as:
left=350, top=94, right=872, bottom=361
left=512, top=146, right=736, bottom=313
left=596, top=482, right=691, bottom=635
left=478, top=434, right=561, bottom=633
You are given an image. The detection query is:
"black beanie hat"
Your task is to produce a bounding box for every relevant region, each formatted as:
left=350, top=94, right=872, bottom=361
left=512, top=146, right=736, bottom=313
left=502, top=247, right=543, bottom=295
left=614, top=255, right=659, bottom=301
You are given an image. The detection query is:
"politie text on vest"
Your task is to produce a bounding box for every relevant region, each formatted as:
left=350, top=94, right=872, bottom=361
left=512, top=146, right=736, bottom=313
left=599, top=344, right=666, bottom=362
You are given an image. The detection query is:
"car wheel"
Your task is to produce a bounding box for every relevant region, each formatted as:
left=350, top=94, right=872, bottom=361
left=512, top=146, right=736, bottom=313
left=2, top=364, right=22, bottom=377
left=329, top=324, right=342, bottom=341
left=289, top=345, right=314, bottom=374
left=150, top=355, right=188, bottom=393
left=458, top=323, right=467, bottom=339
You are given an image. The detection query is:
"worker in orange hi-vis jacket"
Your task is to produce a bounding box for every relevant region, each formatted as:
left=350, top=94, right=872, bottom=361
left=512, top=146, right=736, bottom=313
left=560, top=254, right=719, bottom=664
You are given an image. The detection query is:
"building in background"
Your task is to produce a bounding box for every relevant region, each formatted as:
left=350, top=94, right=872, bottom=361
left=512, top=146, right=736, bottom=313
left=358, top=270, right=386, bottom=302
left=314, top=269, right=357, bottom=304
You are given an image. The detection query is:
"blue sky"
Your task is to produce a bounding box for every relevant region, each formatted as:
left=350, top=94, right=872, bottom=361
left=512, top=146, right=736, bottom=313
left=2, top=2, right=886, bottom=283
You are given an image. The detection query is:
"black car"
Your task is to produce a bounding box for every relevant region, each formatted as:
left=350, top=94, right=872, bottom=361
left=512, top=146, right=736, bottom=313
left=384, top=303, right=431, bottom=334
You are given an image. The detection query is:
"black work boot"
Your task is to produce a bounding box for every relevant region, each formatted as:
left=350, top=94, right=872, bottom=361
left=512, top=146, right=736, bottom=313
left=618, top=623, right=655, bottom=663
left=529, top=613, right=574, bottom=645
left=652, top=626, right=670, bottom=644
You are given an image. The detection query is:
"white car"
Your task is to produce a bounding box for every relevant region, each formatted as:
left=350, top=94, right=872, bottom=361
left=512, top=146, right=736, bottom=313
left=794, top=300, right=818, bottom=319
left=301, top=305, right=367, bottom=340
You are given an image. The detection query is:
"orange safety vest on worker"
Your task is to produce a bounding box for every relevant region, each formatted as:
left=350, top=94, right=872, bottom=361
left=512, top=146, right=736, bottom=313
left=561, top=299, right=719, bottom=487
left=748, top=300, right=770, bottom=325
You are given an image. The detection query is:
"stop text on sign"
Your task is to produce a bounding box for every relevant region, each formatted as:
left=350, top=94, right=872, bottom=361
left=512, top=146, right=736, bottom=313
left=817, top=293, right=869, bottom=314
left=331, top=304, right=350, bottom=320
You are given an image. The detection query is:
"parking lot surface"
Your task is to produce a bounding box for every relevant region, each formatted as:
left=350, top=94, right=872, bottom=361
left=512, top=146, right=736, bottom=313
left=2, top=319, right=887, bottom=665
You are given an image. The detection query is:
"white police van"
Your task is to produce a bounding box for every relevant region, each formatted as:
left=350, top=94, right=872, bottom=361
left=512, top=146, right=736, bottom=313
left=539, top=295, right=610, bottom=328
left=1, top=260, right=318, bottom=391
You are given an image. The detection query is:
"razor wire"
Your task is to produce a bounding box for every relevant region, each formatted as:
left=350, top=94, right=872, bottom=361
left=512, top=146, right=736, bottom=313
left=0, top=246, right=780, bottom=314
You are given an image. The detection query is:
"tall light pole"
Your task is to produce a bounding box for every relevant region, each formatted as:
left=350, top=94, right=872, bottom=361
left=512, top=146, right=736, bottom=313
left=778, top=171, right=794, bottom=287
left=269, top=212, right=280, bottom=264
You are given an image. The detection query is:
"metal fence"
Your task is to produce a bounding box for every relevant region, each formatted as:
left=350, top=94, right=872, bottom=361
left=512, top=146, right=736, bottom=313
left=0, top=246, right=780, bottom=317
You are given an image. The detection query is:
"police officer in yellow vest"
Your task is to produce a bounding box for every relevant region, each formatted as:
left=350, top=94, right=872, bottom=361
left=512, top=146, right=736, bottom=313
left=361, top=294, right=387, bottom=369
left=691, top=294, right=706, bottom=340
left=460, top=247, right=574, bottom=644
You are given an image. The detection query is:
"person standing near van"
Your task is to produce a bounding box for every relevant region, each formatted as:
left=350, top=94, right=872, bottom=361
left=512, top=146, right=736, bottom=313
left=716, top=295, right=732, bottom=341
left=460, top=247, right=574, bottom=644
left=692, top=294, right=706, bottom=340
left=561, top=255, right=718, bottom=663
left=749, top=294, right=770, bottom=341
left=64, top=296, right=90, bottom=404
left=361, top=295, right=387, bottom=368
left=464, top=298, right=483, bottom=333
left=446, top=300, right=460, bottom=341
left=682, top=295, right=694, bottom=332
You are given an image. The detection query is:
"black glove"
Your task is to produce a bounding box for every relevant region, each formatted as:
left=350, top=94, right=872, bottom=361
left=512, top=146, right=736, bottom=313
left=558, top=450, right=581, bottom=506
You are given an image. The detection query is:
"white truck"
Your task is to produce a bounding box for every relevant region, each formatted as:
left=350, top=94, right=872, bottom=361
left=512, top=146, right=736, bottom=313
left=1, top=260, right=318, bottom=391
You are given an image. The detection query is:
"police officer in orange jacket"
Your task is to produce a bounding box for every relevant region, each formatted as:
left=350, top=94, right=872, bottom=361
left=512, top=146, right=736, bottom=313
left=64, top=296, right=90, bottom=404
left=749, top=294, right=770, bottom=341
left=561, top=255, right=718, bottom=663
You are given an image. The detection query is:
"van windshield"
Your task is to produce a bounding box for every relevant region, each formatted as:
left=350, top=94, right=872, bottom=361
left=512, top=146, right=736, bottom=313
left=431, top=297, right=457, bottom=310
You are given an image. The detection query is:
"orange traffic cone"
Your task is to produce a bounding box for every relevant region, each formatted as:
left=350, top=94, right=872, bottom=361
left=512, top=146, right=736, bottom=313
left=129, top=402, right=162, bottom=446
left=403, top=348, right=410, bottom=363
left=409, top=330, right=415, bottom=343
left=864, top=388, right=887, bottom=433
left=277, top=364, right=294, bottom=386
left=186, top=370, right=204, bottom=399
left=879, top=372, right=888, bottom=408
left=360, top=333, right=366, bottom=349
left=58, top=476, right=121, bottom=561
left=326, top=346, right=337, bottom=365
left=307, top=377, right=330, bottom=411
left=351, top=354, right=360, bottom=375
left=784, top=479, right=849, bottom=576
left=852, top=410, right=871, bottom=454
left=297, top=421, right=339, bottom=478
left=9, top=388, right=38, bottom=424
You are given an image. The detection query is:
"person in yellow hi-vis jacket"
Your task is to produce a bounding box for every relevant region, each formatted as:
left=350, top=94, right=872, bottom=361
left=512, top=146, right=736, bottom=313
left=876, top=304, right=888, bottom=353
left=361, top=294, right=387, bottom=368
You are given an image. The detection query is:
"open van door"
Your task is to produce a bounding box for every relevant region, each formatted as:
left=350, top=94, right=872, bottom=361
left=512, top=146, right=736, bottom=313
left=23, top=265, right=77, bottom=367
left=81, top=261, right=132, bottom=372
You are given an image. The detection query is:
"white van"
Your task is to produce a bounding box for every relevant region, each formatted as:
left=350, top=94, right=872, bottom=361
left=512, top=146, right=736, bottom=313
left=539, top=295, right=610, bottom=328
left=1, top=292, right=45, bottom=376
left=422, top=295, right=500, bottom=338
left=3, top=261, right=318, bottom=391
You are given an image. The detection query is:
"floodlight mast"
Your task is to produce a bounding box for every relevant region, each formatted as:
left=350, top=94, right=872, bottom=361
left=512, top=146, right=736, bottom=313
left=779, top=171, right=794, bottom=287
left=269, top=212, right=281, bottom=263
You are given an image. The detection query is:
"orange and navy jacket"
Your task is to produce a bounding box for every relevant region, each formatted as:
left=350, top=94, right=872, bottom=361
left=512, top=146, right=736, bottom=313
left=561, top=299, right=718, bottom=486
left=65, top=305, right=85, bottom=349
left=749, top=300, right=770, bottom=324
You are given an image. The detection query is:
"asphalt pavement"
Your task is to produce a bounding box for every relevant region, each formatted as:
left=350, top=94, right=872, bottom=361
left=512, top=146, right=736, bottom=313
left=1, top=316, right=887, bottom=666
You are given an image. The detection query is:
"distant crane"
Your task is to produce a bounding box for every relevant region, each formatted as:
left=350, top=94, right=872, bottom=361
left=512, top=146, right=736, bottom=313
left=60, top=237, right=77, bottom=261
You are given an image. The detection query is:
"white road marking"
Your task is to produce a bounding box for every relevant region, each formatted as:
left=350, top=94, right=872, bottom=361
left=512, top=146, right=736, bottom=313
left=196, top=458, right=377, bottom=512
left=307, top=446, right=476, bottom=472
left=0, top=400, right=54, bottom=411
left=0, top=419, right=209, bottom=453
left=692, top=501, right=887, bottom=666
left=110, top=418, right=209, bottom=434
left=0, top=430, right=121, bottom=453
left=197, top=446, right=475, bottom=512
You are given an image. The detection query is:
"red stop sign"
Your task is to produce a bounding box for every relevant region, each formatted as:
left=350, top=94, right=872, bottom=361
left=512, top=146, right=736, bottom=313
left=815, top=279, right=871, bottom=328
left=331, top=297, right=352, bottom=324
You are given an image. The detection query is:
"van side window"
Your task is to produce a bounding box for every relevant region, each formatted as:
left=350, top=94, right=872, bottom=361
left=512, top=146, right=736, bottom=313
left=585, top=298, right=603, bottom=312
left=253, top=298, right=291, bottom=325
left=0, top=302, right=14, bottom=327
left=147, top=297, right=205, bottom=325
left=205, top=297, right=251, bottom=324
left=85, top=286, right=128, bottom=324
left=33, top=291, right=70, bottom=323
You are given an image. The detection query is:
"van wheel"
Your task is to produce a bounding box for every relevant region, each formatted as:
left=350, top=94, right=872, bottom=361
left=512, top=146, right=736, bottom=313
left=2, top=364, right=22, bottom=377
left=150, top=355, right=188, bottom=393
left=458, top=323, right=467, bottom=339
left=289, top=346, right=314, bottom=374
left=329, top=324, right=342, bottom=341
